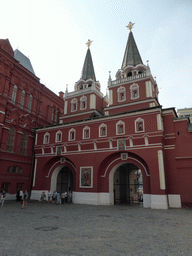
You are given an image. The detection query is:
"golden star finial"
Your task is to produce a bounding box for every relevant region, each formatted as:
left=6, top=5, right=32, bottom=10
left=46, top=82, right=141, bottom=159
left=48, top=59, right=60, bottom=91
left=86, top=39, right=92, bottom=48
left=126, top=22, right=135, bottom=32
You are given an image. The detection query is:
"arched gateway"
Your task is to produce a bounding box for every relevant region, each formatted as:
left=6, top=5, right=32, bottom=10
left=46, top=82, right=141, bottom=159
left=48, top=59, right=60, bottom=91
left=113, top=163, right=143, bottom=205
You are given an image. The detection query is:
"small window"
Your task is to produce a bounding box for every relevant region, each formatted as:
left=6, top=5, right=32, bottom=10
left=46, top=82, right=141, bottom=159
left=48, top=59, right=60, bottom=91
left=56, top=146, right=62, bottom=155
left=20, top=131, right=28, bottom=155
left=28, top=94, right=33, bottom=113
left=71, top=98, right=78, bottom=112
left=99, top=123, right=107, bottom=137
left=12, top=85, right=17, bottom=104
left=44, top=132, right=50, bottom=144
left=6, top=127, right=15, bottom=152
left=130, top=84, right=139, bottom=100
left=55, top=131, right=62, bottom=142
left=127, top=72, right=132, bottom=77
left=7, top=166, right=22, bottom=173
left=20, top=90, right=25, bottom=109
left=116, top=121, right=125, bottom=135
left=80, top=96, right=87, bottom=110
left=68, top=128, right=76, bottom=141
left=83, top=126, right=90, bottom=139
left=135, top=118, right=144, bottom=133
left=117, top=86, right=126, bottom=102
left=1, top=183, right=9, bottom=193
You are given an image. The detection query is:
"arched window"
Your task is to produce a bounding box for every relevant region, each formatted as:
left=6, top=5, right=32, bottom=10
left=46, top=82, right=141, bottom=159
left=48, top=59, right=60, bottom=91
left=99, top=123, right=107, bottom=137
left=80, top=96, right=87, bottom=110
left=130, top=83, right=139, bottom=100
left=28, top=94, right=32, bottom=113
left=117, top=86, right=126, bottom=102
left=83, top=126, right=90, bottom=139
left=20, top=131, right=28, bottom=155
left=135, top=118, right=145, bottom=133
left=20, top=90, right=25, bottom=109
left=116, top=121, right=125, bottom=135
left=71, top=98, right=78, bottom=112
left=55, top=109, right=58, bottom=123
left=51, top=108, right=54, bottom=123
left=6, top=127, right=16, bottom=152
left=55, top=130, right=62, bottom=142
left=12, top=85, right=17, bottom=104
left=43, top=132, right=50, bottom=144
left=68, top=128, right=76, bottom=141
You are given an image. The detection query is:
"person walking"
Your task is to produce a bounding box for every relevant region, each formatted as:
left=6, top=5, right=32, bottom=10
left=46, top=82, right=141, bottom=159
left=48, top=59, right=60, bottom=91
left=68, top=191, right=72, bottom=204
left=61, top=192, right=65, bottom=204
left=21, top=190, right=28, bottom=209
left=1, top=190, right=6, bottom=207
left=56, top=192, right=60, bottom=205
left=48, top=191, right=52, bottom=203
left=64, top=191, right=68, bottom=203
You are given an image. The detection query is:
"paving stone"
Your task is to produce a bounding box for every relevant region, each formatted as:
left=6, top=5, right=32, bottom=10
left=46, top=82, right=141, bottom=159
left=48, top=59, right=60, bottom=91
left=0, top=201, right=192, bottom=255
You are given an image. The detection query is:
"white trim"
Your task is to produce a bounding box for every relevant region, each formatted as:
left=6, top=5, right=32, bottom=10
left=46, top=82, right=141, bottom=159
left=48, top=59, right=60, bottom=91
left=168, top=194, right=181, bottom=208
left=71, top=98, right=78, bottom=112
left=104, top=156, right=149, bottom=178
left=73, top=192, right=110, bottom=205
left=116, top=120, right=125, bottom=135
left=157, top=114, right=163, bottom=130
left=90, top=94, right=96, bottom=109
left=43, top=132, right=50, bottom=144
left=46, top=160, right=76, bottom=178
left=68, top=128, right=76, bottom=141
left=55, top=130, right=62, bottom=142
left=117, top=86, right=126, bottom=102
left=130, top=83, right=139, bottom=100
left=83, top=126, right=90, bottom=139
left=143, top=194, right=151, bottom=208
left=109, top=90, right=113, bottom=105
left=32, top=159, right=37, bottom=187
left=80, top=95, right=87, bottom=110
left=158, top=150, right=166, bottom=190
left=99, top=123, right=107, bottom=137
left=151, top=195, right=168, bottom=209
left=135, top=117, right=145, bottom=133
left=64, top=100, right=68, bottom=115
left=0, top=111, right=5, bottom=114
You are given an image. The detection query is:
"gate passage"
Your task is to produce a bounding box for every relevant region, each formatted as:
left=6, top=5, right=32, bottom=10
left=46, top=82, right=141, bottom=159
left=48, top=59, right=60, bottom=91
left=113, top=163, right=143, bottom=205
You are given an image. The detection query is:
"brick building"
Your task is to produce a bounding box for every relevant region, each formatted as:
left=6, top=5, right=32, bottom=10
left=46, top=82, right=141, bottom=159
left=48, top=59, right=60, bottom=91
left=0, top=39, right=64, bottom=199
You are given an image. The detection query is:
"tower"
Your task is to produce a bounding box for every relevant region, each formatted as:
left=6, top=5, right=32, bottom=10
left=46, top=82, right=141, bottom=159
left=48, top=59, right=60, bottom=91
left=106, top=22, right=159, bottom=116
left=60, top=40, right=108, bottom=123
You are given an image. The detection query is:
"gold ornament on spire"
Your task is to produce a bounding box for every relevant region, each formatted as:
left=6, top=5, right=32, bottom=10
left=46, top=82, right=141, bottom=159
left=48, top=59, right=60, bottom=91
left=86, top=39, right=92, bottom=48
left=126, top=22, right=135, bottom=32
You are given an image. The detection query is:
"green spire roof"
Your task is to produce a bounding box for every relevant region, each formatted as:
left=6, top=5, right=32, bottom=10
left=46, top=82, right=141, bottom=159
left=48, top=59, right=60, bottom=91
left=81, top=48, right=96, bottom=81
left=121, top=31, right=143, bottom=69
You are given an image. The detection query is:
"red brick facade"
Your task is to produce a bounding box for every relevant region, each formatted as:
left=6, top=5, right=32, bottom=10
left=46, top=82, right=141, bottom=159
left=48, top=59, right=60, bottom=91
left=0, top=39, right=64, bottom=198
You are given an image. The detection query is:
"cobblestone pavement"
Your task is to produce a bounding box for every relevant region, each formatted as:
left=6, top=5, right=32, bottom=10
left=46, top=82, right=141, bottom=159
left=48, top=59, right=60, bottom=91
left=0, top=201, right=192, bottom=256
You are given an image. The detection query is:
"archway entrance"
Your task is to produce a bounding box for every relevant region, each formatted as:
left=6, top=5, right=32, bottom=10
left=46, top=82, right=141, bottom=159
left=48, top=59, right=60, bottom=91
left=113, top=163, right=143, bottom=205
left=56, top=166, right=73, bottom=194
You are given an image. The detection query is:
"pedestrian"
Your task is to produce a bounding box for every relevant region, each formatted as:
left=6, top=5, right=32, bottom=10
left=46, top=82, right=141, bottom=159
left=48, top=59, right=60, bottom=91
left=21, top=190, right=28, bottom=209
left=68, top=191, right=72, bottom=204
left=65, top=191, right=68, bottom=203
left=52, top=191, right=56, bottom=204
left=61, top=192, right=65, bottom=204
left=1, top=190, right=6, bottom=207
left=40, top=191, right=46, bottom=202
left=56, top=192, right=60, bottom=205
left=48, top=191, right=52, bottom=203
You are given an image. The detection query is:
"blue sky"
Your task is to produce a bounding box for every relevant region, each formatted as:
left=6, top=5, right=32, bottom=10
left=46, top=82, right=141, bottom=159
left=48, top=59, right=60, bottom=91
left=0, top=0, right=192, bottom=110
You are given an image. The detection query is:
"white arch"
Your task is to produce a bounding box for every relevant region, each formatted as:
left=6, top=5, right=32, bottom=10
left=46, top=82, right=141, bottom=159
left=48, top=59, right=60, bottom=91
left=101, top=156, right=149, bottom=178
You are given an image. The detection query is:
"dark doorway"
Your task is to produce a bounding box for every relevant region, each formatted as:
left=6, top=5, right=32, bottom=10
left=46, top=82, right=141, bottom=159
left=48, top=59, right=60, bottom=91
left=56, top=166, right=73, bottom=194
left=114, top=163, right=143, bottom=205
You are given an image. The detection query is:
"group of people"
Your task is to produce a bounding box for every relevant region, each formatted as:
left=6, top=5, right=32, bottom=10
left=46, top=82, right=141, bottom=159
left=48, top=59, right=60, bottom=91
left=40, top=190, right=72, bottom=204
left=1, top=190, right=6, bottom=207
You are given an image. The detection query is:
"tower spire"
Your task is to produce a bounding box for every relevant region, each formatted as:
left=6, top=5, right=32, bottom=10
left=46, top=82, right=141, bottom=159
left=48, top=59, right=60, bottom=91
left=121, top=23, right=143, bottom=69
left=81, top=39, right=96, bottom=81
